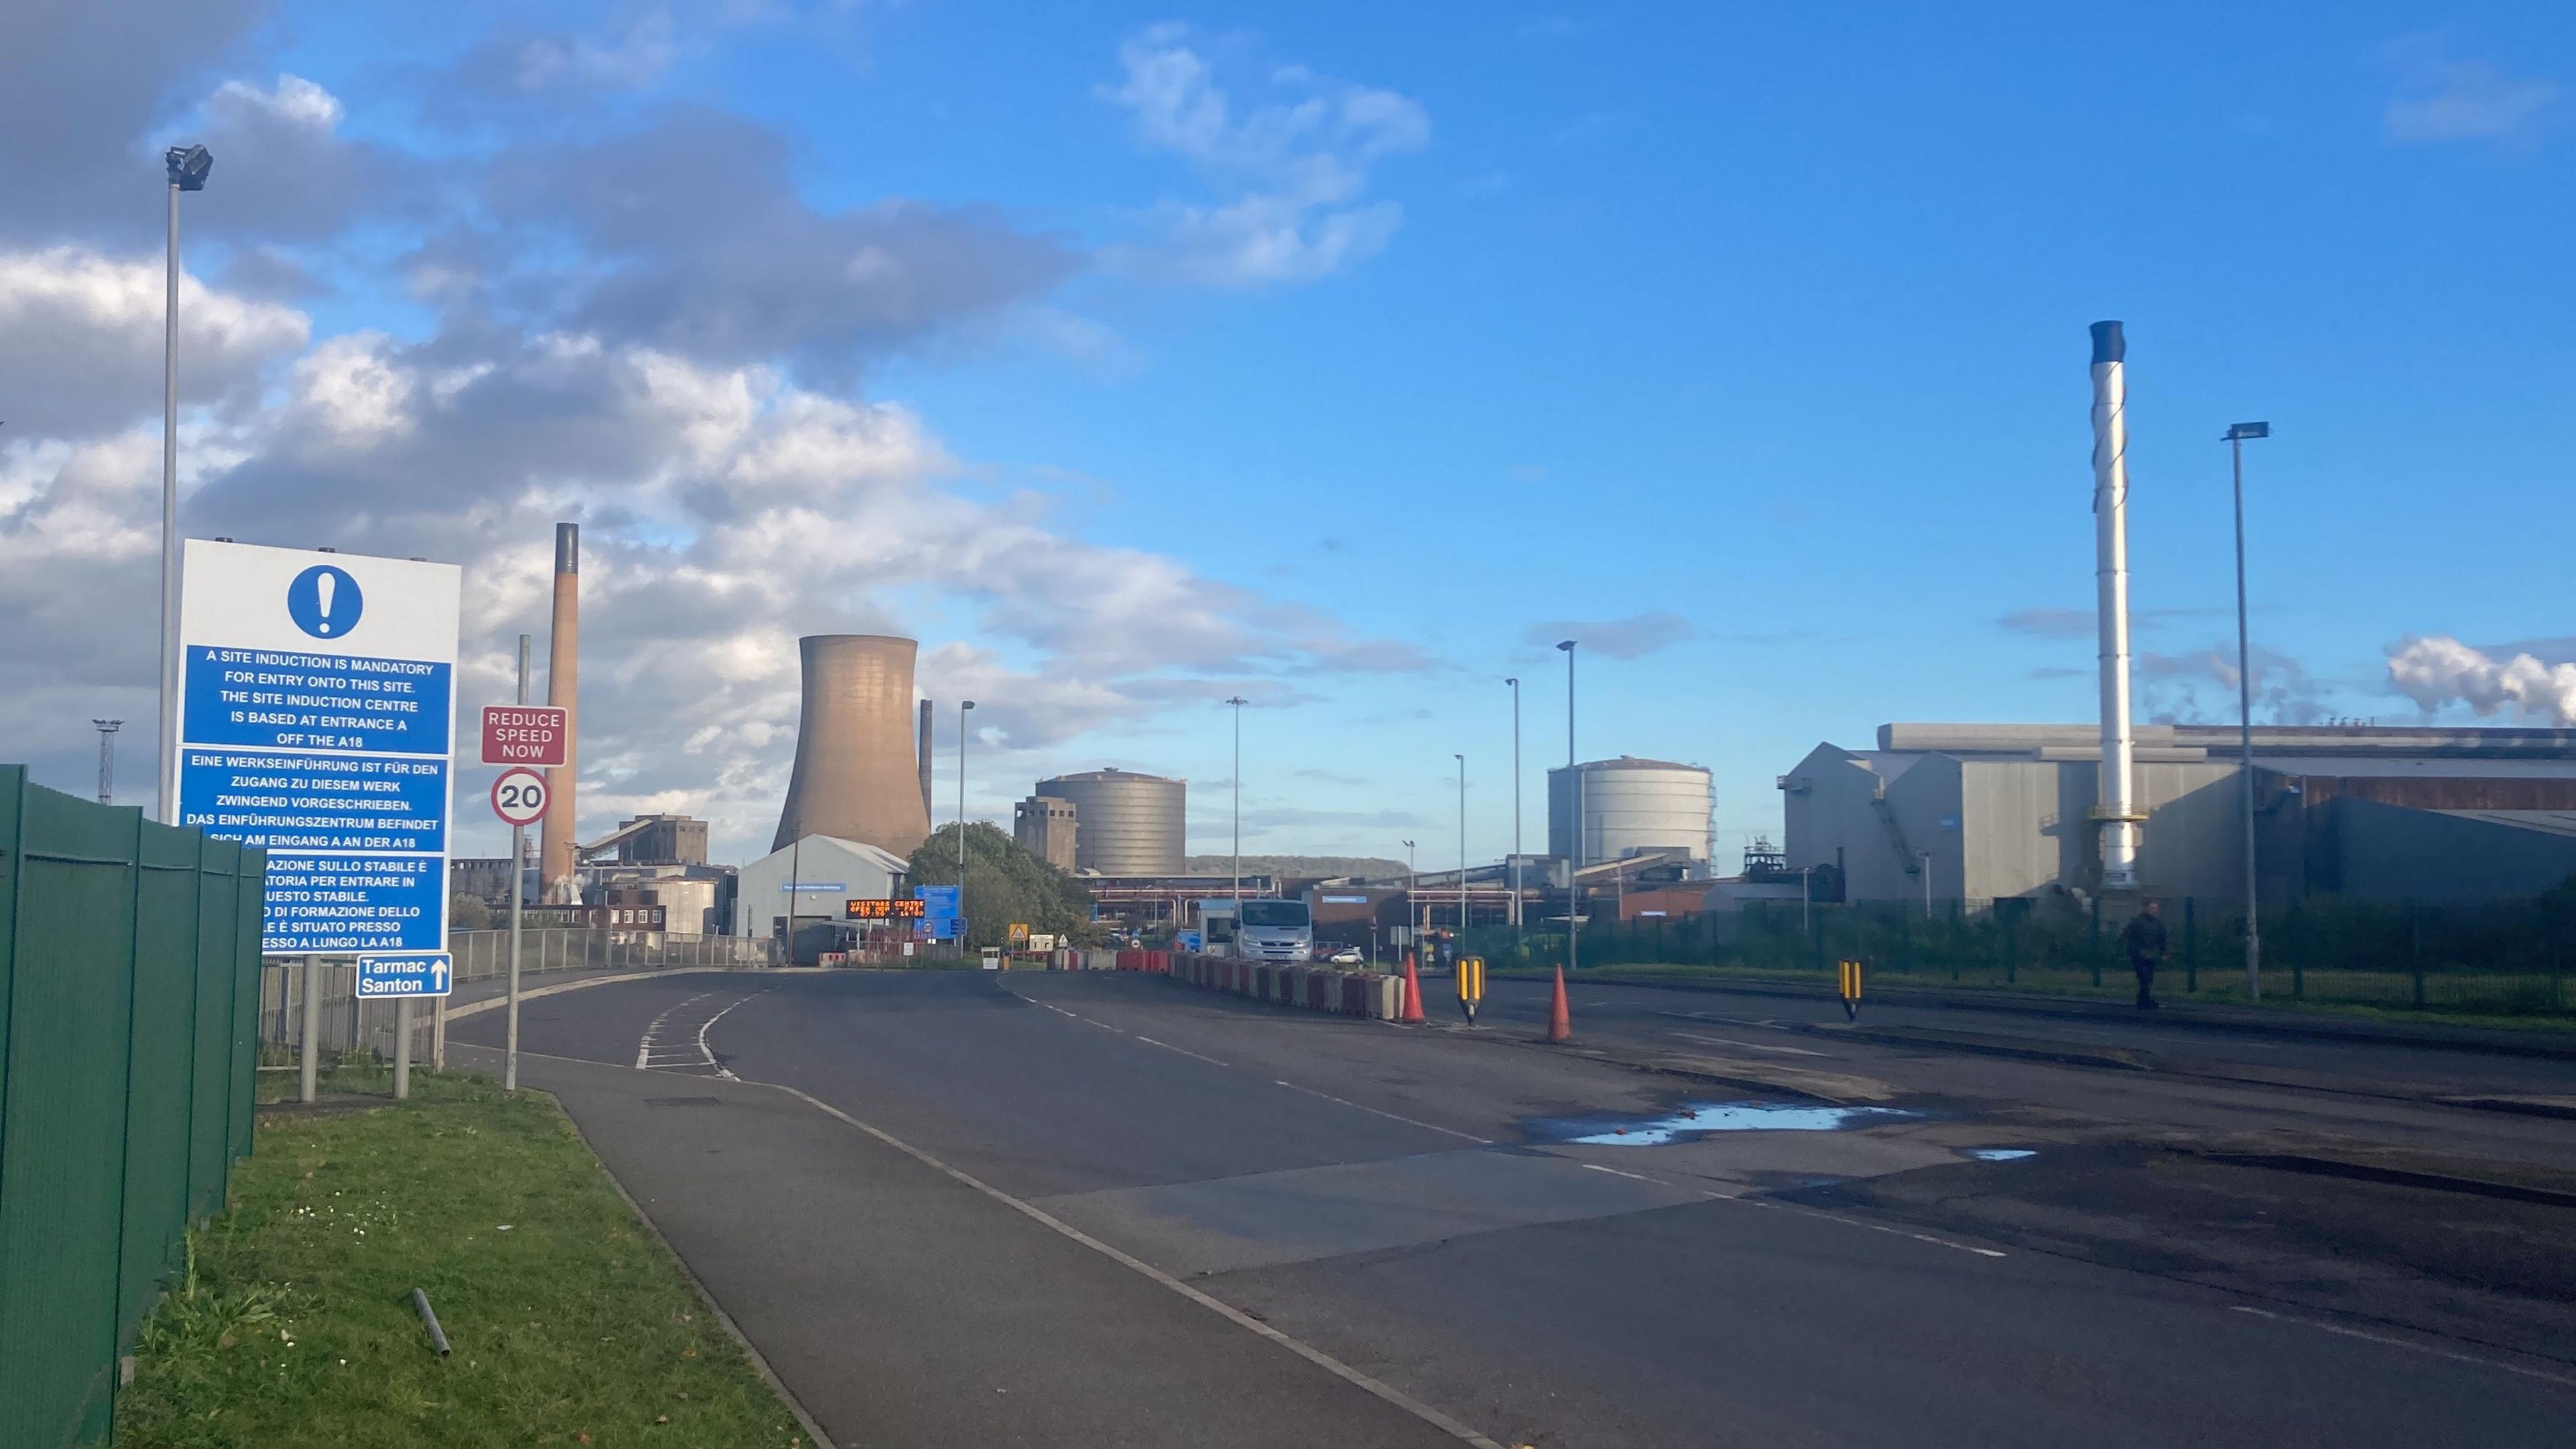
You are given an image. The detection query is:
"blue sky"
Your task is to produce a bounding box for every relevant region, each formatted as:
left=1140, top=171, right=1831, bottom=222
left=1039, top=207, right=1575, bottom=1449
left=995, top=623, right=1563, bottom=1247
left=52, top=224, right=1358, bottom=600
left=6, top=1, right=2573, bottom=869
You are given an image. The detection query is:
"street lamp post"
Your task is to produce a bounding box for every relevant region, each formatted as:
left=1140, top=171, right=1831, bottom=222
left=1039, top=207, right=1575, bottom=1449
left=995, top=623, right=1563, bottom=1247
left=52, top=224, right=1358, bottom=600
left=958, top=700, right=975, bottom=947
left=1505, top=677, right=1521, bottom=933
left=157, top=144, right=211, bottom=825
left=2226, top=421, right=2271, bottom=1002
left=1228, top=696, right=1248, bottom=928
left=1557, top=640, right=1578, bottom=973
left=1403, top=839, right=1417, bottom=938
left=1454, top=753, right=1466, bottom=936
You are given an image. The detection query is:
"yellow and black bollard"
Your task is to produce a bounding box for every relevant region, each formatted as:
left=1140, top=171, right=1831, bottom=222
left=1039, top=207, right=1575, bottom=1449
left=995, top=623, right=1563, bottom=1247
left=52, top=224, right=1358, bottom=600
left=1456, top=955, right=1485, bottom=1025
left=1837, top=957, right=1864, bottom=1021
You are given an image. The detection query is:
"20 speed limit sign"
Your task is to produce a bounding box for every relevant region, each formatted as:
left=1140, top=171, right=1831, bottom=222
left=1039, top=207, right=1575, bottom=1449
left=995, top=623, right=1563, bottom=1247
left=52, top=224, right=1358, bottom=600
left=490, top=767, right=551, bottom=828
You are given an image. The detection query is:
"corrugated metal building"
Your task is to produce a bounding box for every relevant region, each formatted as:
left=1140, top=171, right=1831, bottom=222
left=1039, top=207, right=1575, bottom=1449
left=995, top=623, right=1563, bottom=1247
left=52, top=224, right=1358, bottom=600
left=1780, top=723, right=2576, bottom=906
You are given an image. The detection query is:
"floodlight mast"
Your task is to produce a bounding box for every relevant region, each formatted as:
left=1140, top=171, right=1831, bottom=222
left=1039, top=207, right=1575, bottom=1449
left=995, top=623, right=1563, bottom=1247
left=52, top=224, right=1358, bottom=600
left=156, top=145, right=211, bottom=824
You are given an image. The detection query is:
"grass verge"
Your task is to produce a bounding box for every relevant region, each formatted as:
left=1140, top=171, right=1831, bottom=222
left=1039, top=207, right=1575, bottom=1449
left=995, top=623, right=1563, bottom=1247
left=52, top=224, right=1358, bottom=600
left=112, top=1071, right=812, bottom=1448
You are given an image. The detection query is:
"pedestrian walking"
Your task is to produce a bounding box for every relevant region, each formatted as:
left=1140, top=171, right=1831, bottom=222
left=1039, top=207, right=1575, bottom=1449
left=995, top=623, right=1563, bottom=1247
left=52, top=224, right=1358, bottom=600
left=2121, top=898, right=2168, bottom=1009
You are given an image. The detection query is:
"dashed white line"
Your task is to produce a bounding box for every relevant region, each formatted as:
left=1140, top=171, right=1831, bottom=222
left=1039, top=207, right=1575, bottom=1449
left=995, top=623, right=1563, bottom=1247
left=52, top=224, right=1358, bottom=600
left=1580, top=1162, right=1673, bottom=1186
left=2227, top=1305, right=2576, bottom=1389
left=1132, top=1034, right=1232, bottom=1067
left=1670, top=1031, right=1831, bottom=1058
left=1271, top=1079, right=1493, bottom=1144
left=1738, top=1197, right=2007, bottom=1258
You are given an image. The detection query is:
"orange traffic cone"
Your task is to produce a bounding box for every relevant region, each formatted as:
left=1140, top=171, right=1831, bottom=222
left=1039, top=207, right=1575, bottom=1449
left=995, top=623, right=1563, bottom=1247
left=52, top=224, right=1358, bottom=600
left=1399, top=950, right=1426, bottom=1024
left=1544, top=964, right=1572, bottom=1043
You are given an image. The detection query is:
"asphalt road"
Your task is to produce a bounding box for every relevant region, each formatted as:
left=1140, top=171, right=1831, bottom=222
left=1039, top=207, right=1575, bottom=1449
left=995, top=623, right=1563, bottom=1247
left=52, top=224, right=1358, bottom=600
left=452, top=969, right=2576, bottom=1448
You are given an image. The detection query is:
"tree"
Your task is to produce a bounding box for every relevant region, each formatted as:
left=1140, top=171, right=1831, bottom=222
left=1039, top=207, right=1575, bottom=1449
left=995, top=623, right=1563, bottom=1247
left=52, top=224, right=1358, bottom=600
left=449, top=892, right=494, bottom=931
left=908, top=822, right=1100, bottom=950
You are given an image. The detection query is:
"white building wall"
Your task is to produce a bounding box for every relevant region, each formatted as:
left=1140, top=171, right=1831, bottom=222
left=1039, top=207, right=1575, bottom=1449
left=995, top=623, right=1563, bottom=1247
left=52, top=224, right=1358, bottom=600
left=735, top=835, right=904, bottom=936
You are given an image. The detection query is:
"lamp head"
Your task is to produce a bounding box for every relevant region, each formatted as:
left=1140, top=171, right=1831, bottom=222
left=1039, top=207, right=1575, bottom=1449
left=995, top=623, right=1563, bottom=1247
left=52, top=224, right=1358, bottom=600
left=165, top=145, right=212, bottom=191
left=2223, top=421, right=2271, bottom=441
left=1504, top=676, right=1517, bottom=686
left=1555, top=640, right=1574, bottom=653
left=961, top=699, right=975, bottom=710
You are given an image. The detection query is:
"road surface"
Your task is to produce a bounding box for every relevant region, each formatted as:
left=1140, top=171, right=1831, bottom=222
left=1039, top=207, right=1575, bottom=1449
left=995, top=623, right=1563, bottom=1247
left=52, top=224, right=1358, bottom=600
left=451, top=969, right=2576, bottom=1447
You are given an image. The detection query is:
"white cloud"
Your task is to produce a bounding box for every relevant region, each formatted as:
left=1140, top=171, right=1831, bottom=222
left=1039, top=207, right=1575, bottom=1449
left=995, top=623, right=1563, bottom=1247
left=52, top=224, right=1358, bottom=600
left=209, top=73, right=346, bottom=130
left=2383, top=40, right=2558, bottom=146
left=2387, top=635, right=2576, bottom=723
left=1103, top=25, right=1428, bottom=286
left=0, top=316, right=1421, bottom=861
left=0, top=246, right=310, bottom=438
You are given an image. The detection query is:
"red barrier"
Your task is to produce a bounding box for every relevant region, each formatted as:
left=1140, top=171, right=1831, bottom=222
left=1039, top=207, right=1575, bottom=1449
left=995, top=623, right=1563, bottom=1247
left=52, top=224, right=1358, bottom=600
left=1148, top=949, right=1171, bottom=974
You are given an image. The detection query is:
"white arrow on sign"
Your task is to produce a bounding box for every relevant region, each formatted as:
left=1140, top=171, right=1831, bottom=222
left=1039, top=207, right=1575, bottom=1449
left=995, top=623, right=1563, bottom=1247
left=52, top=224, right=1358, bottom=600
left=431, top=958, right=451, bottom=993
left=491, top=766, right=550, bottom=828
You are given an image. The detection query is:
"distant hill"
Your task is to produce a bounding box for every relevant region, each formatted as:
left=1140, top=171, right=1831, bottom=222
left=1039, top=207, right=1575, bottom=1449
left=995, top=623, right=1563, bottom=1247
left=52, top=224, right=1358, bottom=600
left=1185, top=855, right=1405, bottom=882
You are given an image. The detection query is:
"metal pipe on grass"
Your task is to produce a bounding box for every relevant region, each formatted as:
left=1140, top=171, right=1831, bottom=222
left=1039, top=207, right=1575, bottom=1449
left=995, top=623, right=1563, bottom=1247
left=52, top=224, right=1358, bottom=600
left=411, top=1288, right=451, bottom=1356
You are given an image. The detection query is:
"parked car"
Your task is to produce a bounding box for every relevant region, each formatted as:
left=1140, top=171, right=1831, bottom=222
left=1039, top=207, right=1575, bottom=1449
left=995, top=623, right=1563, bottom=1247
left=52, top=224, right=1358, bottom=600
left=1326, top=945, right=1365, bottom=964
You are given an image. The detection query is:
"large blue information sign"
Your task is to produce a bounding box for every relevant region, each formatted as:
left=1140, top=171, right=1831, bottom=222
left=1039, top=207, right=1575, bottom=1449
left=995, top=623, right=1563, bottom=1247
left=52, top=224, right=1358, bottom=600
left=174, top=541, right=462, bottom=954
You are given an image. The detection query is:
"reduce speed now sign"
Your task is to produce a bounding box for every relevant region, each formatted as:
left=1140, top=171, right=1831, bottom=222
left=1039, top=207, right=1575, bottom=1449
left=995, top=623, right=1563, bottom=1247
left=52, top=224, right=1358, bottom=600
left=490, top=767, right=550, bottom=828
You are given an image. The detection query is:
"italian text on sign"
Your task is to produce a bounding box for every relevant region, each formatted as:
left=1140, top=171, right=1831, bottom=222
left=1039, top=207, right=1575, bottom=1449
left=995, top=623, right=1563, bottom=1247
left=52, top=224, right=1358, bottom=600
left=481, top=705, right=569, bottom=767
left=175, top=540, right=460, bottom=955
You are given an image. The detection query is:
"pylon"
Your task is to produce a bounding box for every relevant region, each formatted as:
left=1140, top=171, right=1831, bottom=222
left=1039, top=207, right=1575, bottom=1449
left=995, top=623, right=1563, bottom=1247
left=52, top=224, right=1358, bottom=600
left=1544, top=965, right=1572, bottom=1043
left=1399, top=950, right=1426, bottom=1024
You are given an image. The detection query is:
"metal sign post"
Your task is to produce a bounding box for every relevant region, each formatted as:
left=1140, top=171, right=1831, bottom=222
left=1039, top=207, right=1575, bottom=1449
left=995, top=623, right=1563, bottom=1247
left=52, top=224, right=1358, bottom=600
left=356, top=951, right=454, bottom=1102
left=500, top=637, right=537, bottom=1091
left=1838, top=958, right=1864, bottom=1022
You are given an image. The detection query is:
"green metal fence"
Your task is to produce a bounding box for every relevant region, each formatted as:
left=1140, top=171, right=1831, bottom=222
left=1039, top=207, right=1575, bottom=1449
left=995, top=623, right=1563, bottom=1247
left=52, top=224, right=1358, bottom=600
left=1470, top=890, right=2576, bottom=1018
left=0, top=767, right=266, bottom=1449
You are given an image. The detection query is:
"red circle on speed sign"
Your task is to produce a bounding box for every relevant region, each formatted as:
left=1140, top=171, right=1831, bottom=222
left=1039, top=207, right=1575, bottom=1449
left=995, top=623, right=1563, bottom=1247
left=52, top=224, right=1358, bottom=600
left=490, top=767, right=550, bottom=827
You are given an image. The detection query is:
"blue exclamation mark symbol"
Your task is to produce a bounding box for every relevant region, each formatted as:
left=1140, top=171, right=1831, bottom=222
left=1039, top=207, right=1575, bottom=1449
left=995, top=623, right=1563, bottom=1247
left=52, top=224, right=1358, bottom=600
left=288, top=564, right=364, bottom=639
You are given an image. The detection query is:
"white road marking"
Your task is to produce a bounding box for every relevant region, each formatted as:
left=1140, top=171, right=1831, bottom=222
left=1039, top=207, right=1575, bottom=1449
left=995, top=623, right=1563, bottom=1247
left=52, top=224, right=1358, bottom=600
left=2227, top=1305, right=2576, bottom=1389
left=768, top=1083, right=1511, bottom=1449
left=634, top=989, right=765, bottom=1079
left=1132, top=1034, right=1232, bottom=1067
left=1739, top=1198, right=2008, bottom=1258
left=1669, top=1031, right=1831, bottom=1058
left=1271, top=1079, right=1495, bottom=1145
left=1581, top=1162, right=1673, bottom=1187
left=637, top=991, right=720, bottom=1069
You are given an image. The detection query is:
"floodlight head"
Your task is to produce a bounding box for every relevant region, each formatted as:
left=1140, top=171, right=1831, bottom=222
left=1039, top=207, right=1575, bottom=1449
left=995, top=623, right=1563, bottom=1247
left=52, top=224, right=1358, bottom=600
left=1555, top=639, right=1574, bottom=652
left=166, top=145, right=213, bottom=191
left=961, top=699, right=975, bottom=710
left=2224, top=421, right=2271, bottom=441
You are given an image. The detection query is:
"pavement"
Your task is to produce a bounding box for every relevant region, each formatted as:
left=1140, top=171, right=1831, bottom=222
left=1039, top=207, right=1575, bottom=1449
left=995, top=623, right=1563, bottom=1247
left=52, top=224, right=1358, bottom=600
left=448, top=968, right=2576, bottom=1448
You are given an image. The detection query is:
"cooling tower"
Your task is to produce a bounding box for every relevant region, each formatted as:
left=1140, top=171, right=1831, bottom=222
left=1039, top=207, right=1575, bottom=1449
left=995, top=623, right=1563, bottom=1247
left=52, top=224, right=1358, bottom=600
left=538, top=523, right=581, bottom=904
left=773, top=635, right=934, bottom=857
left=1036, top=769, right=1184, bottom=875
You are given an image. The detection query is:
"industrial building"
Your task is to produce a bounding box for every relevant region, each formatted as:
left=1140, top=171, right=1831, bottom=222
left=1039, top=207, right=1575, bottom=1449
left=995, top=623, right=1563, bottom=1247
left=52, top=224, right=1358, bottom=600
left=773, top=634, right=934, bottom=858
left=1038, top=769, right=1185, bottom=876
left=1780, top=723, right=2576, bottom=907
left=1546, top=757, right=1714, bottom=868
left=735, top=834, right=912, bottom=938
left=1014, top=794, right=1079, bottom=871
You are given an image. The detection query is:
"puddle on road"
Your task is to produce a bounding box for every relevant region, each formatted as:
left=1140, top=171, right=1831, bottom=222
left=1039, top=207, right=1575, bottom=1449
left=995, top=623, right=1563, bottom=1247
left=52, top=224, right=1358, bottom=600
left=1538, top=1101, right=1919, bottom=1146
left=1960, top=1148, right=2037, bottom=1162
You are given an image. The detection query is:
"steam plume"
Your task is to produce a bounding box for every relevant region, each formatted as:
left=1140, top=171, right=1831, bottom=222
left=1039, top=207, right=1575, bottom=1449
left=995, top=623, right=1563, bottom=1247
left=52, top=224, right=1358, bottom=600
left=2387, top=635, right=2576, bottom=724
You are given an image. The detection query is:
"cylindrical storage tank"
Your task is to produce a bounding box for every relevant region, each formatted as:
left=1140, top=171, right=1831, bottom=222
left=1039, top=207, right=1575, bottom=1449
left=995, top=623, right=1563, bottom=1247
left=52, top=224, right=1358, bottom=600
left=773, top=635, right=933, bottom=857
left=1036, top=769, right=1185, bottom=875
left=1547, top=757, right=1713, bottom=865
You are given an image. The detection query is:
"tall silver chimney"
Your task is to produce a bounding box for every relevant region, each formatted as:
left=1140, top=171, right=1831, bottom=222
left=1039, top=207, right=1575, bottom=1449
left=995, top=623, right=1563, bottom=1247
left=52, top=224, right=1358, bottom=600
left=2090, top=321, right=2141, bottom=892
